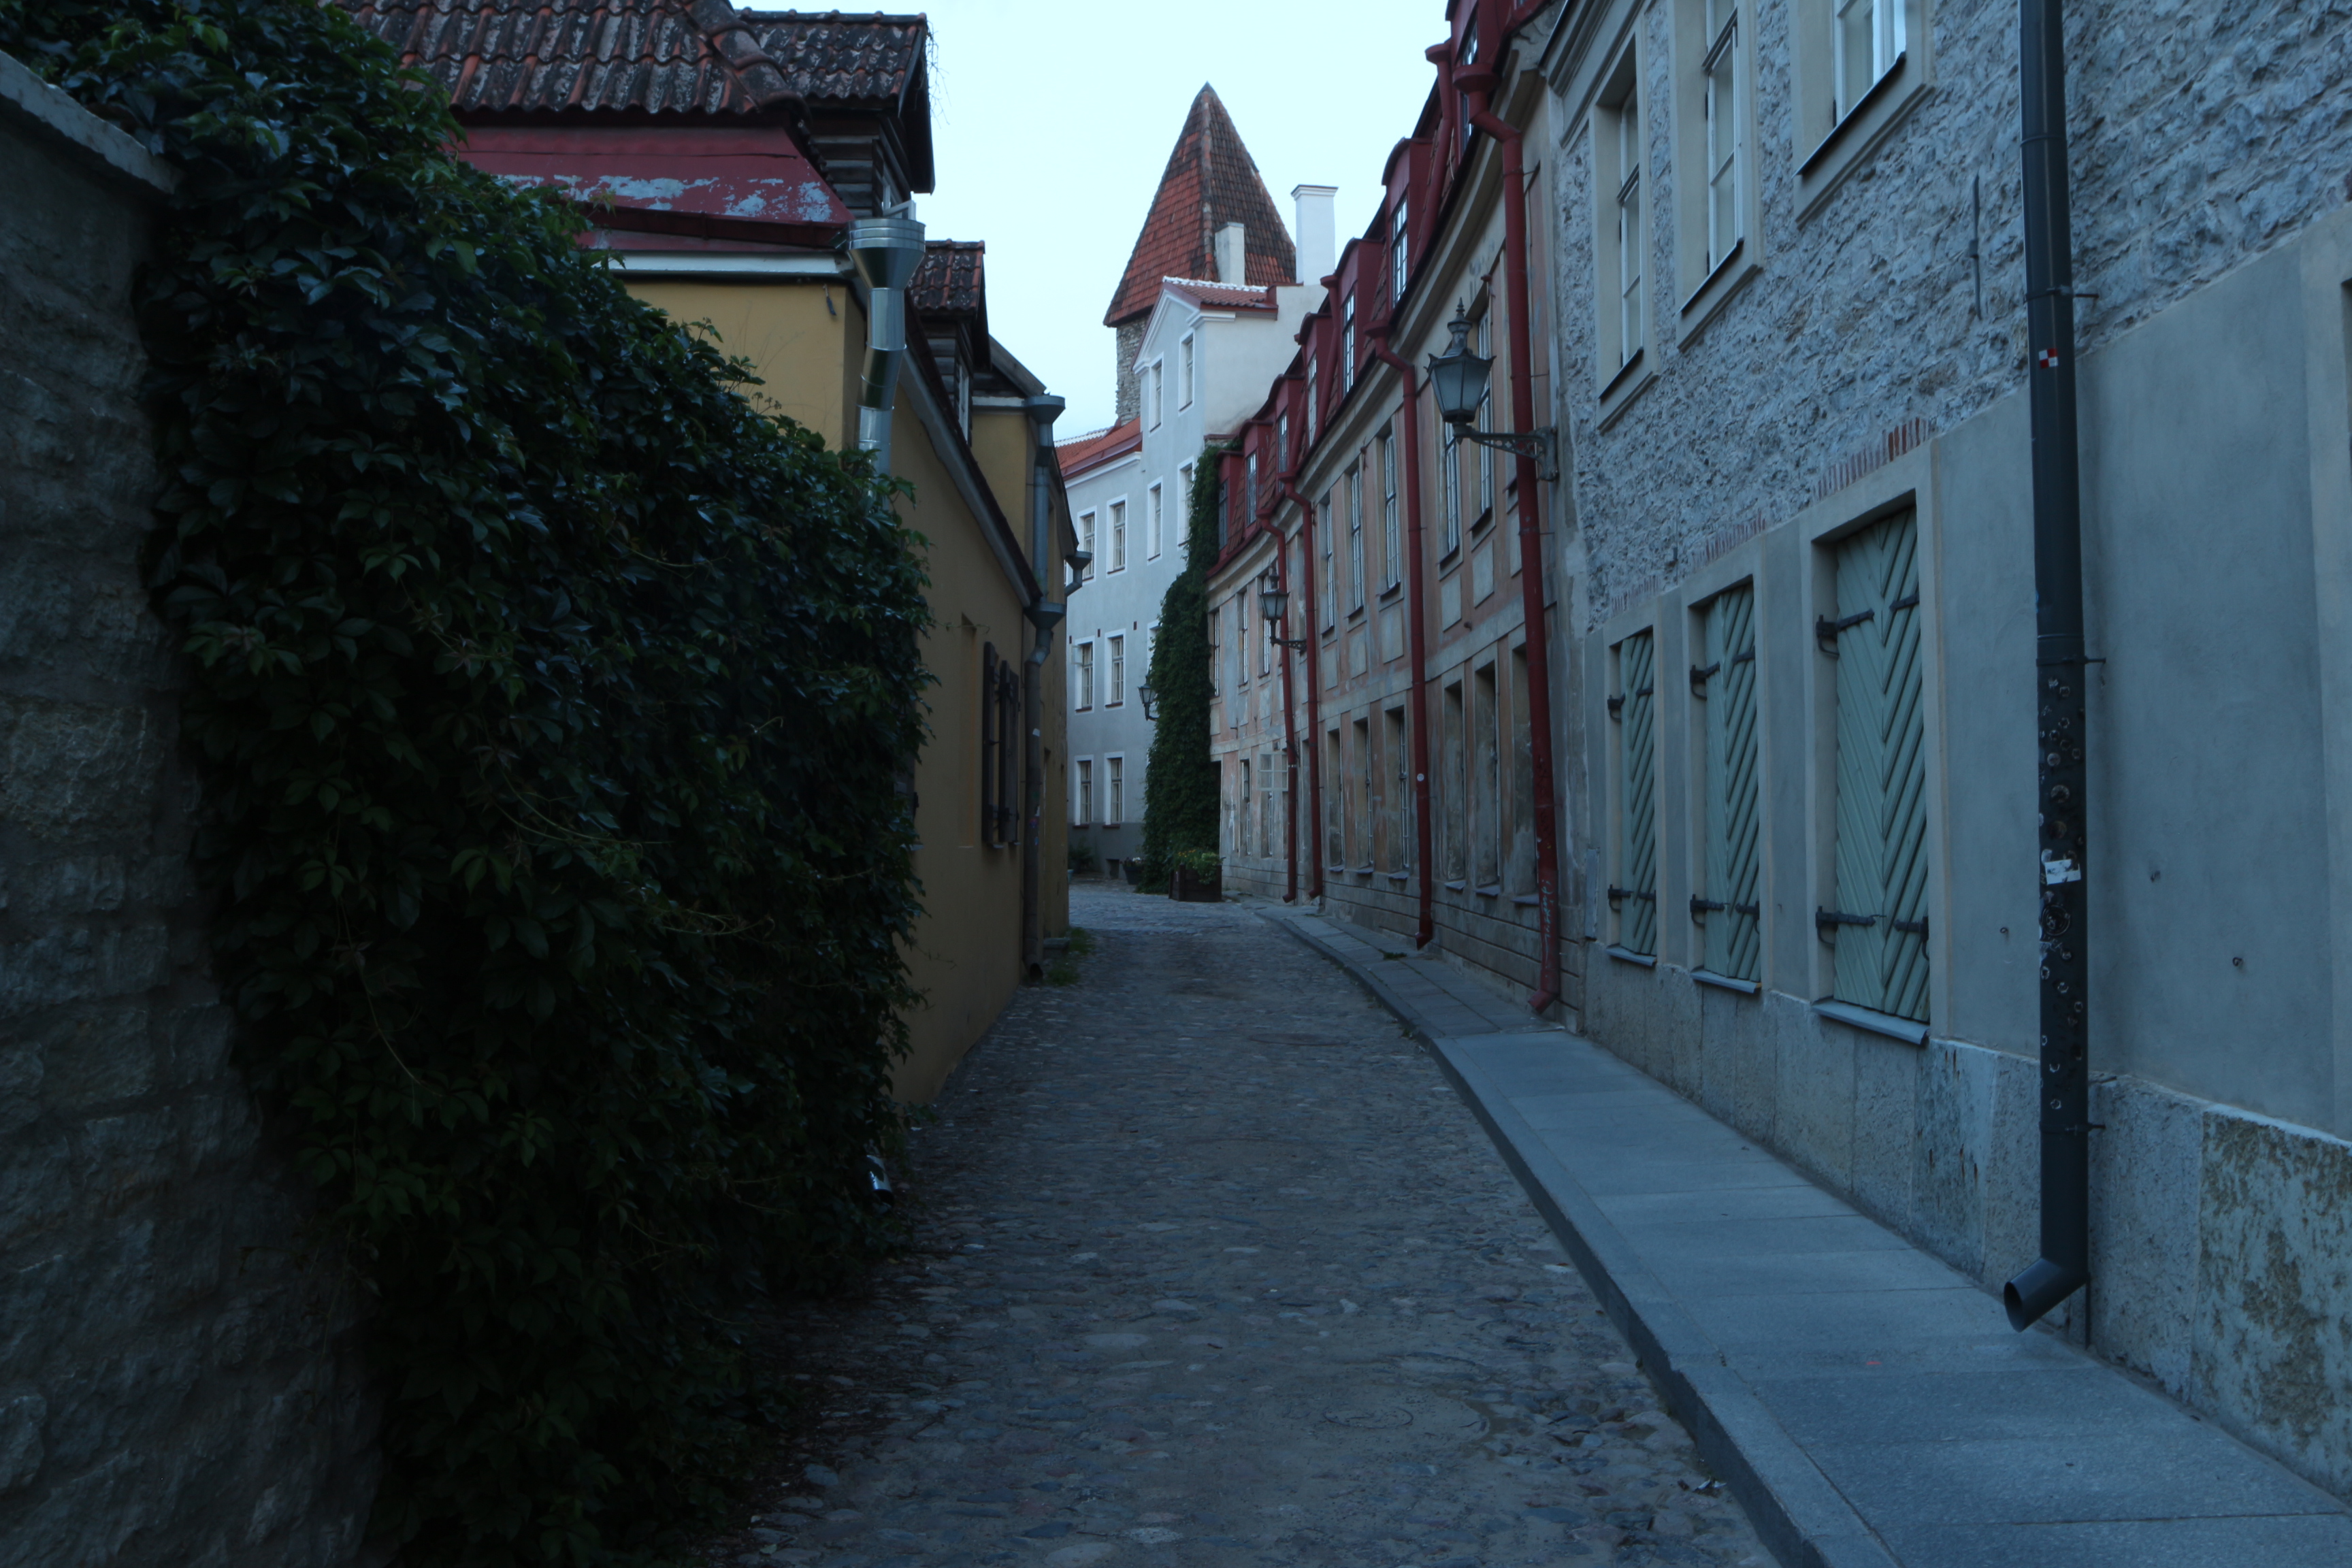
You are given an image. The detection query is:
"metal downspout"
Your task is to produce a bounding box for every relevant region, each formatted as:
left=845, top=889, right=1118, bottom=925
left=847, top=212, right=927, bottom=472
left=1278, top=517, right=1301, bottom=904
left=1281, top=477, right=1325, bottom=904
left=1463, top=82, right=1565, bottom=1015
left=2005, top=0, right=2092, bottom=1333
left=1370, top=331, right=1437, bottom=949
left=1022, top=395, right=1066, bottom=979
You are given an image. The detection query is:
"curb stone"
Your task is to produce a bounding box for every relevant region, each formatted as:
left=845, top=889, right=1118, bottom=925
left=1259, top=904, right=1899, bottom=1568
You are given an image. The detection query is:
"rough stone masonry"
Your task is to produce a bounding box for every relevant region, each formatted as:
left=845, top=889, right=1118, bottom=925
left=692, top=887, right=1769, bottom=1568
left=0, top=54, right=378, bottom=1567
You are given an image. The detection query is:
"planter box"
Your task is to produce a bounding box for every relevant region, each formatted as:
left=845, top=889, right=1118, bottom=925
left=1170, top=866, right=1222, bottom=902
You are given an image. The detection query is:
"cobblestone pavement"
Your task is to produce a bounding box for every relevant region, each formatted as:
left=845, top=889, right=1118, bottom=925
left=705, top=887, right=1769, bottom=1568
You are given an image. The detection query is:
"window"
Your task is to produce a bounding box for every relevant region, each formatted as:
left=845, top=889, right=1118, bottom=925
left=1353, top=716, right=1373, bottom=868
left=1473, top=664, right=1501, bottom=888
left=1441, top=422, right=1463, bottom=556
left=1149, top=359, right=1165, bottom=428
left=1107, top=755, right=1125, bottom=826
left=1441, top=680, right=1466, bottom=880
left=1383, top=707, right=1407, bottom=872
left=980, top=642, right=1019, bottom=847
left=1825, top=511, right=1927, bottom=1021
left=1347, top=466, right=1366, bottom=611
left=1246, top=452, right=1259, bottom=522
left=1695, top=583, right=1761, bottom=981
left=1276, top=412, right=1290, bottom=471
left=1611, top=631, right=1658, bottom=953
left=1380, top=432, right=1401, bottom=590
left=1324, top=729, right=1344, bottom=868
left=1616, top=97, right=1644, bottom=365
left=1178, top=333, right=1195, bottom=408
left=1075, top=640, right=1094, bottom=709
left=1075, top=757, right=1094, bottom=827
left=1179, top=461, right=1195, bottom=521
left=1835, top=0, right=1904, bottom=120
left=1319, top=493, right=1336, bottom=627
left=1704, top=0, right=1742, bottom=271
left=1238, top=757, right=1253, bottom=855
left=1390, top=199, right=1409, bottom=304
left=1233, top=593, right=1249, bottom=691
left=1147, top=483, right=1164, bottom=558
left=1078, top=509, right=1096, bottom=582
left=1508, top=647, right=1535, bottom=893
left=1108, top=633, right=1125, bottom=705
left=1306, top=359, right=1319, bottom=445
left=1258, top=751, right=1275, bottom=857
left=1476, top=313, right=1495, bottom=522
left=1342, top=293, right=1356, bottom=393
left=1207, top=603, right=1219, bottom=693
left=1593, top=51, right=1649, bottom=387
left=1109, top=499, right=1127, bottom=572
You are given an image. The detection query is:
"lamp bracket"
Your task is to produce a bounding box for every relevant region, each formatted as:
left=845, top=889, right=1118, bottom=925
left=1451, top=425, right=1559, bottom=483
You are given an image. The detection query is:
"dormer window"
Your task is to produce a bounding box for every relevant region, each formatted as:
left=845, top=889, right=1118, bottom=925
left=1342, top=293, right=1357, bottom=393
left=1390, top=200, right=1409, bottom=305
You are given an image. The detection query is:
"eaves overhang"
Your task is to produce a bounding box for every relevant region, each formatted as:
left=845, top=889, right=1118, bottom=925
left=456, top=124, right=851, bottom=248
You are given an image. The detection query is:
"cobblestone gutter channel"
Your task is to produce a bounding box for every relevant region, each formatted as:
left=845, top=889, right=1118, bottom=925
left=696, top=886, right=1767, bottom=1568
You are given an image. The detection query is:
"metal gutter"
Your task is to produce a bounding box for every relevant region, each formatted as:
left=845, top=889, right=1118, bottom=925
left=1367, top=329, right=1439, bottom=949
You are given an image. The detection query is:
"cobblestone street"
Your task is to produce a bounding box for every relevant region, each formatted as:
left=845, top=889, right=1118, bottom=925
left=712, top=887, right=1769, bottom=1568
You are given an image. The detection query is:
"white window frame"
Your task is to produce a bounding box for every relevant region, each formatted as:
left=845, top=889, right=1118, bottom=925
left=1475, top=312, right=1495, bottom=525
left=1147, top=481, right=1164, bottom=559
left=1319, top=493, right=1337, bottom=629
left=1077, top=508, right=1096, bottom=583
left=1179, top=334, right=1195, bottom=408
left=1074, top=757, right=1094, bottom=828
left=1793, top=0, right=1932, bottom=218
left=1075, top=640, right=1094, bottom=710
left=1342, top=293, right=1357, bottom=393
left=1441, top=422, right=1463, bottom=557
left=1105, top=753, right=1126, bottom=826
left=1390, top=199, right=1409, bottom=304
left=1149, top=359, right=1165, bottom=428
left=1347, top=464, right=1367, bottom=612
left=1107, top=633, right=1125, bottom=706
left=1592, top=46, right=1654, bottom=419
left=1108, top=497, right=1127, bottom=573
left=1675, top=0, right=1764, bottom=335
left=1380, top=430, right=1401, bottom=591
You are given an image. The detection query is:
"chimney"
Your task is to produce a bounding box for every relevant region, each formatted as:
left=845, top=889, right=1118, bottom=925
left=1292, top=184, right=1337, bottom=284
left=1215, top=221, right=1247, bottom=284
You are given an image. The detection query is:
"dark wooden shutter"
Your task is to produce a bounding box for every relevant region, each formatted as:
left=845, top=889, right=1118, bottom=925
left=1827, top=511, right=1927, bottom=1020
left=1698, top=585, right=1761, bottom=981
left=1614, top=630, right=1659, bottom=955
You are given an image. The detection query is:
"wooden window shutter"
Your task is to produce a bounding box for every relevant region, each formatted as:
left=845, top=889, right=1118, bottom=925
left=1614, top=630, right=1660, bottom=955
left=1697, top=585, right=1761, bottom=981
left=1826, top=511, right=1928, bottom=1020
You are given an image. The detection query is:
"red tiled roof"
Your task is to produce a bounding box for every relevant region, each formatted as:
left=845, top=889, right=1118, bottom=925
left=1056, top=419, right=1143, bottom=478
left=911, top=240, right=983, bottom=317
left=339, top=1, right=924, bottom=118
left=340, top=0, right=796, bottom=115
left=1104, top=85, right=1296, bottom=328
left=740, top=11, right=926, bottom=105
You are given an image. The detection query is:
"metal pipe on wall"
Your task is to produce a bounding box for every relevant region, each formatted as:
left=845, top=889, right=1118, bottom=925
left=847, top=212, right=927, bottom=473
left=1280, top=475, right=1324, bottom=904
left=2004, top=0, right=2093, bottom=1333
left=1369, top=329, right=1437, bottom=949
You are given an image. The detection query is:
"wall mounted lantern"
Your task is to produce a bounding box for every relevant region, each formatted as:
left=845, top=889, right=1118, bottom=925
left=1137, top=682, right=1158, bottom=722
left=1260, top=574, right=1308, bottom=651
left=1426, top=304, right=1558, bottom=481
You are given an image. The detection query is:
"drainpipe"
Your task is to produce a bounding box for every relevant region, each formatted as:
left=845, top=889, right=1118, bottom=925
left=1279, top=475, right=1324, bottom=904
left=1277, top=518, right=1301, bottom=904
left=2004, top=0, right=2091, bottom=1334
left=1459, top=69, right=1565, bottom=1016
left=1022, top=395, right=1067, bottom=979
left=847, top=210, right=927, bottom=473
left=1369, top=328, right=1437, bottom=950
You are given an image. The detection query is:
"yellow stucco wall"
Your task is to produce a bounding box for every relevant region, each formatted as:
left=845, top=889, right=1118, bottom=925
left=620, top=273, right=1047, bottom=1105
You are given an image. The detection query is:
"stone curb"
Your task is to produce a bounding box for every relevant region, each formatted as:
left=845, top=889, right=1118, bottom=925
left=1259, top=906, right=1898, bottom=1568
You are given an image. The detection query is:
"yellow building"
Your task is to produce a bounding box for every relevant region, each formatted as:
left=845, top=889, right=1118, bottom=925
left=347, top=0, right=1073, bottom=1099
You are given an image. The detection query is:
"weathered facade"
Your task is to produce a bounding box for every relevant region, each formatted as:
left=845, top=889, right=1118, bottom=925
left=1539, top=0, right=2352, bottom=1501
left=346, top=0, right=1079, bottom=1102
left=0, top=53, right=380, bottom=1565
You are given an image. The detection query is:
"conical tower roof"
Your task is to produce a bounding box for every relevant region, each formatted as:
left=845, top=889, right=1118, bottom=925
left=1102, top=85, right=1298, bottom=328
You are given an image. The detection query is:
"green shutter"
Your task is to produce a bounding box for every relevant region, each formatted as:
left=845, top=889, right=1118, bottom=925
left=1617, top=630, right=1659, bottom=955
left=1701, top=585, right=1761, bottom=981
left=1829, top=512, right=1928, bottom=1021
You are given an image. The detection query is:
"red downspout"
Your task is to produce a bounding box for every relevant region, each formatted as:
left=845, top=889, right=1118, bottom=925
left=1460, top=59, right=1564, bottom=1016
left=1279, top=474, right=1324, bottom=904
left=1367, top=329, right=1437, bottom=949
left=1277, top=517, right=1300, bottom=904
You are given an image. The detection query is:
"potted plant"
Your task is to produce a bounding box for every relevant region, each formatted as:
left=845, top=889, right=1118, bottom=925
left=1169, top=847, right=1223, bottom=903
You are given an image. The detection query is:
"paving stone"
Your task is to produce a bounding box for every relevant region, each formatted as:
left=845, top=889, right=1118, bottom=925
left=693, top=887, right=1769, bottom=1567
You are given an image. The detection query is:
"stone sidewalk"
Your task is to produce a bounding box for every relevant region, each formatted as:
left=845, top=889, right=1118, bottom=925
left=1261, top=902, right=2352, bottom=1568
left=697, top=885, right=1771, bottom=1568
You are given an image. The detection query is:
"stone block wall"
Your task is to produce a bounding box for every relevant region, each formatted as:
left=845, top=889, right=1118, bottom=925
left=0, top=55, right=378, bottom=1566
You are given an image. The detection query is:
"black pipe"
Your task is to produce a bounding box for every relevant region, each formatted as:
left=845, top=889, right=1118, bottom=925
left=2004, top=0, right=2091, bottom=1333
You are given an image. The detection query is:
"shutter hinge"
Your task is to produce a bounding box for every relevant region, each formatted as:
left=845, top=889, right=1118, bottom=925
left=1816, top=609, right=1872, bottom=653
left=1690, top=661, right=1720, bottom=694
left=1816, top=907, right=1876, bottom=934
left=1607, top=886, right=1656, bottom=905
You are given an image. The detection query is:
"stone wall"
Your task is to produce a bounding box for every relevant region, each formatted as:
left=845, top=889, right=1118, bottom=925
left=0, top=54, right=378, bottom=1566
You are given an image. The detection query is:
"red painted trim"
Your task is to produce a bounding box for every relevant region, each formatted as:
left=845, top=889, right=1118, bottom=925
left=1461, top=71, right=1563, bottom=1017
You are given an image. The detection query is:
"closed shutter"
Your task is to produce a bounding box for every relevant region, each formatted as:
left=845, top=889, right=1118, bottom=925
left=1698, top=585, right=1761, bottom=981
left=1827, top=511, right=1928, bottom=1020
left=1614, top=630, right=1659, bottom=954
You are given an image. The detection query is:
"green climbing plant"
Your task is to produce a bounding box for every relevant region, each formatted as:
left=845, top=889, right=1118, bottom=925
left=1137, top=447, right=1229, bottom=891
left=1, top=1, right=930, bottom=1562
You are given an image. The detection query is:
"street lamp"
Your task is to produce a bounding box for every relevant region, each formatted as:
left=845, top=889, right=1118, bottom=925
left=1426, top=304, right=1558, bottom=481
left=1260, top=572, right=1308, bottom=651
left=1138, top=682, right=1158, bottom=721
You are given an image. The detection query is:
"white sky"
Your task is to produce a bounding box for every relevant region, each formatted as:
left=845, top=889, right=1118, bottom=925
left=910, top=0, right=1447, bottom=436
